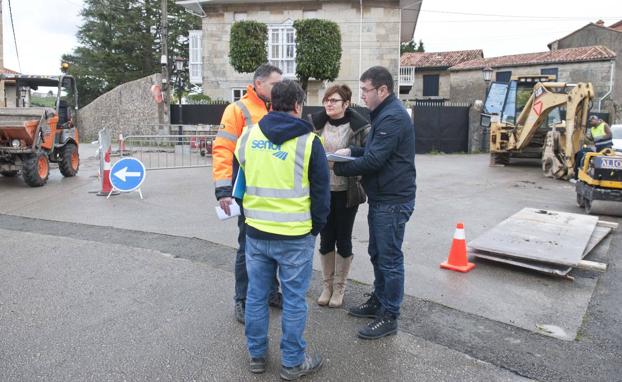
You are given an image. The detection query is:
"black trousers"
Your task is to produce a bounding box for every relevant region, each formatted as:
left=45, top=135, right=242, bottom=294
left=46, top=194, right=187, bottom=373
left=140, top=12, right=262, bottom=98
left=319, top=191, right=359, bottom=258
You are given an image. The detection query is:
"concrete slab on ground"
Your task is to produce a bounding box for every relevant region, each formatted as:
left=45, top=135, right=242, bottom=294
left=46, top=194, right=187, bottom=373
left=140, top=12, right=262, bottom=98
left=0, top=228, right=529, bottom=382
left=0, top=145, right=620, bottom=340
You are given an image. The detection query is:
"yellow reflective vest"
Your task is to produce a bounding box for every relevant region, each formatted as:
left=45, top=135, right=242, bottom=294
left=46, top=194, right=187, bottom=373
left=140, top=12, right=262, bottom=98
left=235, top=124, right=315, bottom=236
left=591, top=122, right=607, bottom=141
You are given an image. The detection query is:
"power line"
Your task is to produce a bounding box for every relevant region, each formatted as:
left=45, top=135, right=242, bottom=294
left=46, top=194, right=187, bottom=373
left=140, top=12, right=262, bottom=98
left=7, top=0, right=21, bottom=72
left=421, top=8, right=622, bottom=20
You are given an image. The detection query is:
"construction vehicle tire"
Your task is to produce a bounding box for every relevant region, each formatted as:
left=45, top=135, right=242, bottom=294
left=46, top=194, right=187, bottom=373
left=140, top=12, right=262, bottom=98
left=22, top=153, right=49, bottom=187
left=59, top=143, right=79, bottom=177
left=0, top=170, right=18, bottom=177
left=576, top=193, right=585, bottom=208
left=584, top=198, right=593, bottom=214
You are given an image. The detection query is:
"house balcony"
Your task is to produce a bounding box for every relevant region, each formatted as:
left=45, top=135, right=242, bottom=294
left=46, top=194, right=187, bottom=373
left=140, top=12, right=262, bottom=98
left=399, top=66, right=415, bottom=95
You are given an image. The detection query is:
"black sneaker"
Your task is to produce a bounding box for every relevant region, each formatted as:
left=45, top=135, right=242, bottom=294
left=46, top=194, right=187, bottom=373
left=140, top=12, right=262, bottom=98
left=357, top=314, right=398, bottom=340
left=249, top=357, right=266, bottom=374
left=269, top=291, right=283, bottom=309
left=235, top=301, right=245, bottom=324
left=348, top=293, right=381, bottom=318
left=279, top=351, right=323, bottom=380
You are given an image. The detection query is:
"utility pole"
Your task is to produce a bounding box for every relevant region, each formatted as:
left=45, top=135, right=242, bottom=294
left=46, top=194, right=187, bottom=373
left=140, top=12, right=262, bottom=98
left=0, top=0, right=5, bottom=107
left=160, top=0, right=170, bottom=123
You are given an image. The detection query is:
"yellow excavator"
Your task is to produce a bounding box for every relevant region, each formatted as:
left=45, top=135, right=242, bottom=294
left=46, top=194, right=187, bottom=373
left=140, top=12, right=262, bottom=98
left=482, top=75, right=622, bottom=213
left=484, top=76, right=592, bottom=179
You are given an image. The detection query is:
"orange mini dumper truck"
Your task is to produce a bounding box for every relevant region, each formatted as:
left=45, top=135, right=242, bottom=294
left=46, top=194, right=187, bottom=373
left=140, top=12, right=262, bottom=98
left=0, top=74, right=80, bottom=187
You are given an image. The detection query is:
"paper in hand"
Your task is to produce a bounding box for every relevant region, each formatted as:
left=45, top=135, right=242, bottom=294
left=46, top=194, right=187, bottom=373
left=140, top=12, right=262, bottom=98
left=326, top=153, right=355, bottom=162
left=215, top=199, right=241, bottom=220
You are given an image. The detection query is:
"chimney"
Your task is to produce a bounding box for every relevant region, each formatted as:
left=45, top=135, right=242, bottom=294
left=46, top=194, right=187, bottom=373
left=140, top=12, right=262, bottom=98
left=596, top=20, right=605, bottom=26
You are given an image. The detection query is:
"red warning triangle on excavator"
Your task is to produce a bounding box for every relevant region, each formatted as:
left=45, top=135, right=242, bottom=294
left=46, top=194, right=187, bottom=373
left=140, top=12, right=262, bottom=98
left=533, top=100, right=543, bottom=116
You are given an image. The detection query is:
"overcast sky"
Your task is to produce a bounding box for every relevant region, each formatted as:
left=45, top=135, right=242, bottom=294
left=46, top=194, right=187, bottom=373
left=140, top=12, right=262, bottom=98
left=2, top=0, right=622, bottom=75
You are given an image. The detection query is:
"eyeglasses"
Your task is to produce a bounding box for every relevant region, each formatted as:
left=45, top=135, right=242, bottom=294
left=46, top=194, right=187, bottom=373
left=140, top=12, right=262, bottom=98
left=360, top=86, right=378, bottom=94
left=323, top=98, right=344, bottom=105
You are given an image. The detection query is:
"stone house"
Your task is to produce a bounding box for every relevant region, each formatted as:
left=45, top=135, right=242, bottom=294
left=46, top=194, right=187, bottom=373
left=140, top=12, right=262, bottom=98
left=449, top=45, right=616, bottom=112
left=398, top=49, right=483, bottom=100
left=548, top=20, right=622, bottom=122
left=1, top=68, right=23, bottom=107
left=446, top=46, right=616, bottom=152
left=177, top=0, right=422, bottom=105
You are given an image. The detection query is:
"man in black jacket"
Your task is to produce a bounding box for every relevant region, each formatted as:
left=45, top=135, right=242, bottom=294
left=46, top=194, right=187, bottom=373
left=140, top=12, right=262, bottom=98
left=334, top=66, right=416, bottom=340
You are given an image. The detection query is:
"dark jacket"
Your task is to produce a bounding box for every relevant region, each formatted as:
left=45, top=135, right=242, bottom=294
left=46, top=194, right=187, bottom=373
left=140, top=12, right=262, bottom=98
left=334, top=94, right=416, bottom=204
left=246, top=111, right=331, bottom=240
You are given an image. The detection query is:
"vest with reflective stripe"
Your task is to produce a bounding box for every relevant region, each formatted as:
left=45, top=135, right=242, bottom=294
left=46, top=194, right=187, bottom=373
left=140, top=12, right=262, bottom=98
left=591, top=122, right=608, bottom=141
left=235, top=124, right=315, bottom=236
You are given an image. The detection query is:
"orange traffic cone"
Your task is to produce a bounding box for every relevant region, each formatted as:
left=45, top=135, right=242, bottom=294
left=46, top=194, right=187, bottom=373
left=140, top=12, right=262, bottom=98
left=97, top=147, right=118, bottom=196
left=440, top=223, right=475, bottom=273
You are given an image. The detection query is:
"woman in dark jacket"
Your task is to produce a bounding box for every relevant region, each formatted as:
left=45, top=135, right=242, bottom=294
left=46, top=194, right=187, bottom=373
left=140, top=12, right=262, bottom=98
left=308, top=84, right=370, bottom=308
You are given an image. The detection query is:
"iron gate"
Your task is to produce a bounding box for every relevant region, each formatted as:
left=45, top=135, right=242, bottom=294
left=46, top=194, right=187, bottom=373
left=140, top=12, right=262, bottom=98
left=413, top=101, right=471, bottom=154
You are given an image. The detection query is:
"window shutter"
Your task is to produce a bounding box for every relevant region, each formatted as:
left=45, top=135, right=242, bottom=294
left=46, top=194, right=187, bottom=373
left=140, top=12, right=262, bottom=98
left=189, top=30, right=202, bottom=84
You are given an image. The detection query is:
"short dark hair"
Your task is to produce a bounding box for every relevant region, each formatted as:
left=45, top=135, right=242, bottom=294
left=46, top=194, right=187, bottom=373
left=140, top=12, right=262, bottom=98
left=360, top=66, right=394, bottom=94
left=271, top=79, right=306, bottom=112
left=323, top=84, right=352, bottom=104
left=253, top=63, right=282, bottom=82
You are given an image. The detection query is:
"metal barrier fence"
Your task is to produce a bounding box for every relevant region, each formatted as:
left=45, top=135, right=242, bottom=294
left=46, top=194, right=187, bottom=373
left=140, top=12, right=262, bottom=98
left=116, top=124, right=220, bottom=170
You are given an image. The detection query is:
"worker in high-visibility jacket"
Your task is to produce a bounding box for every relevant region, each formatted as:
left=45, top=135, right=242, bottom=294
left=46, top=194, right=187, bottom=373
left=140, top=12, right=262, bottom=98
left=235, top=80, right=330, bottom=378
left=588, top=115, right=613, bottom=151
left=212, top=64, right=283, bottom=324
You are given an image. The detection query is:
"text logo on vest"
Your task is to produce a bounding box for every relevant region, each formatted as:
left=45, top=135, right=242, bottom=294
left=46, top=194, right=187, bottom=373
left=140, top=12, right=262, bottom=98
left=250, top=139, right=288, bottom=160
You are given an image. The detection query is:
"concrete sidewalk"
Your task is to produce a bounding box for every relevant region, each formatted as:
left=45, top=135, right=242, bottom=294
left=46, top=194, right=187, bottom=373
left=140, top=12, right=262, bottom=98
left=0, top=227, right=528, bottom=381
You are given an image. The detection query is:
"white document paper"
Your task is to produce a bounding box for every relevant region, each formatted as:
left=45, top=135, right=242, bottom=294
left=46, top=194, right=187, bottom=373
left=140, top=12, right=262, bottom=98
left=326, top=153, right=356, bottom=162
left=215, top=200, right=241, bottom=220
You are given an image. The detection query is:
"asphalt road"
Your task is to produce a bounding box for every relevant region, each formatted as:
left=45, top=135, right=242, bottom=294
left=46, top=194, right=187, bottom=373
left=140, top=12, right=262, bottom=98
left=1, top=148, right=621, bottom=381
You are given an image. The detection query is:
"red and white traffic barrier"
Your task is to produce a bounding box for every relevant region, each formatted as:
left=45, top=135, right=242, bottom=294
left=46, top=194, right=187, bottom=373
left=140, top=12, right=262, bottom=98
left=119, top=133, right=126, bottom=156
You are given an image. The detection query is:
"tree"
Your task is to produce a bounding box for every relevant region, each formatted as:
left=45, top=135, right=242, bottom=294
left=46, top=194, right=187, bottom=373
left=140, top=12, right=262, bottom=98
left=400, top=39, right=417, bottom=55
left=229, top=21, right=268, bottom=73
left=61, top=0, right=200, bottom=106
left=293, top=19, right=342, bottom=92
left=416, top=39, right=425, bottom=52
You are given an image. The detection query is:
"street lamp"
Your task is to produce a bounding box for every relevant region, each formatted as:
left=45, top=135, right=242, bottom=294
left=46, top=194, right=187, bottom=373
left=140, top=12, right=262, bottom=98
left=480, top=66, right=494, bottom=152
left=174, top=56, right=187, bottom=145
left=482, top=66, right=493, bottom=88
left=19, top=87, right=28, bottom=107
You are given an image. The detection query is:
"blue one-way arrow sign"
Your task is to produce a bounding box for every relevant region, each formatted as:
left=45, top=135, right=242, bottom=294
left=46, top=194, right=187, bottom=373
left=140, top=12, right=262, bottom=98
left=109, top=157, right=146, bottom=192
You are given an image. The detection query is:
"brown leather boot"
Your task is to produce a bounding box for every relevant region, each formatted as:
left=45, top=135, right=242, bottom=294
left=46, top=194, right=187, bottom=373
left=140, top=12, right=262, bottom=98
left=317, top=251, right=335, bottom=306
left=329, top=254, right=353, bottom=308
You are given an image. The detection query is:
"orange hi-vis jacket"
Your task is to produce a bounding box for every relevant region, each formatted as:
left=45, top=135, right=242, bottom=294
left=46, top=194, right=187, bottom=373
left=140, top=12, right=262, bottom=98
left=212, top=85, right=269, bottom=200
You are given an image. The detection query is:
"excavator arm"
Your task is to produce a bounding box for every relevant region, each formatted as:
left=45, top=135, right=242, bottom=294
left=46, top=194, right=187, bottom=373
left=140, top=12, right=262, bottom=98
left=489, top=81, right=594, bottom=179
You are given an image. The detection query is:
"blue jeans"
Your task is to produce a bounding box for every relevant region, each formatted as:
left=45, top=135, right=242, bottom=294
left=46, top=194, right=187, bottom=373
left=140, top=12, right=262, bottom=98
left=367, top=200, right=415, bottom=318
left=234, top=200, right=279, bottom=303
left=245, top=234, right=315, bottom=367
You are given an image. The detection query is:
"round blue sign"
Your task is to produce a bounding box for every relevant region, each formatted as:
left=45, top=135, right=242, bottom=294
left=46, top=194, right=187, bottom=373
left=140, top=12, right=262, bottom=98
left=109, top=157, right=146, bottom=192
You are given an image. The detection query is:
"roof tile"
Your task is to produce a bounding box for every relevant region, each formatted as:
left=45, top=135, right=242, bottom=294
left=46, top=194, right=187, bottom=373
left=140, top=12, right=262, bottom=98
left=450, top=46, right=616, bottom=71
left=400, top=49, right=483, bottom=69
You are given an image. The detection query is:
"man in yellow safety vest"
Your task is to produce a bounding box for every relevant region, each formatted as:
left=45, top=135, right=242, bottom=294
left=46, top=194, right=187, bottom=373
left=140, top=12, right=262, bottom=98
left=235, top=80, right=330, bottom=380
left=588, top=115, right=613, bottom=151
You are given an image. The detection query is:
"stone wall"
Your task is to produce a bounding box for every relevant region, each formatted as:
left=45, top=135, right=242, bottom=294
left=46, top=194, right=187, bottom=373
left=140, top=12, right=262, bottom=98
left=409, top=70, right=451, bottom=100
left=76, top=74, right=165, bottom=141
left=201, top=1, right=401, bottom=105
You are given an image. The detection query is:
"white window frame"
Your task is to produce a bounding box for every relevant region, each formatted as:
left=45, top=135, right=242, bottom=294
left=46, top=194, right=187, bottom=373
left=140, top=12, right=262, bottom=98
left=234, top=12, right=247, bottom=21
left=232, top=88, right=247, bottom=102
left=268, top=19, right=296, bottom=77
left=189, top=30, right=202, bottom=84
